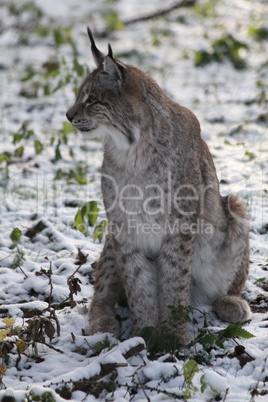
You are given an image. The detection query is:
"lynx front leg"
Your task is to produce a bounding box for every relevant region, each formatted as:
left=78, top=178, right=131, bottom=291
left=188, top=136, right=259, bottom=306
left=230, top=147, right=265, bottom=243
left=158, top=233, right=194, bottom=344
left=88, top=235, right=122, bottom=337
left=119, top=248, right=159, bottom=335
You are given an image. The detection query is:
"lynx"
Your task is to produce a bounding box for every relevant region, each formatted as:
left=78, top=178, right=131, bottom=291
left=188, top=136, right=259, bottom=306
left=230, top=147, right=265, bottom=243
left=66, top=29, right=251, bottom=343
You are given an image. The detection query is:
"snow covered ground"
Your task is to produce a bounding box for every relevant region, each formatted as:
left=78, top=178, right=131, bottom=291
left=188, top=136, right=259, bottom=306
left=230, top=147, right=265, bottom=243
left=0, top=0, right=267, bottom=400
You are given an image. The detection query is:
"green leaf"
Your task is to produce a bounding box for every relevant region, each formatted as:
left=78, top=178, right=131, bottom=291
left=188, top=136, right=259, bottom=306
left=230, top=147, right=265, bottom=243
left=215, top=339, right=225, bottom=349
left=183, top=359, right=199, bottom=385
left=10, top=228, right=22, bottom=243
left=93, top=220, right=107, bottom=243
left=0, top=153, right=10, bottom=164
left=21, top=66, right=36, bottom=82
left=55, top=145, right=62, bottom=160
left=199, top=333, right=217, bottom=350
left=221, top=324, right=255, bottom=339
left=103, top=10, right=125, bottom=31
left=156, top=332, right=183, bottom=352
left=39, top=391, right=56, bottom=402
left=55, top=169, right=62, bottom=180
left=15, top=146, right=24, bottom=157
left=35, top=25, right=50, bottom=37
left=53, top=27, right=72, bottom=45
left=200, top=374, right=207, bottom=393
left=139, top=326, right=159, bottom=352
left=13, top=133, right=23, bottom=144
left=73, top=209, right=88, bottom=236
left=34, top=140, right=43, bottom=154
left=75, top=175, right=87, bottom=185
left=68, top=169, right=75, bottom=179
left=82, top=201, right=99, bottom=227
left=95, top=336, right=112, bottom=354
left=140, top=326, right=183, bottom=353
left=248, top=25, right=268, bottom=41
left=183, top=359, right=199, bottom=399
left=194, top=50, right=211, bottom=67
left=169, top=304, right=193, bottom=323
left=60, top=121, right=75, bottom=136
left=245, top=150, right=255, bottom=160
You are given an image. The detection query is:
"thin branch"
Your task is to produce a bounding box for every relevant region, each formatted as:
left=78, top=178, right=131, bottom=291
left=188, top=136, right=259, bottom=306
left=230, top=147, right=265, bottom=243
left=48, top=262, right=53, bottom=309
left=138, top=377, right=151, bottom=402
left=50, top=309, right=61, bottom=337
left=18, top=264, right=28, bottom=279
left=41, top=341, right=64, bottom=354
left=123, top=0, right=196, bottom=26
left=68, top=259, right=87, bottom=280
left=131, top=379, right=184, bottom=399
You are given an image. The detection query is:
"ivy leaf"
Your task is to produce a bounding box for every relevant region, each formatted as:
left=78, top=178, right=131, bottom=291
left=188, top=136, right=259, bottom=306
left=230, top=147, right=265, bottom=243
left=10, top=228, right=22, bottom=243
left=220, top=324, right=255, bottom=339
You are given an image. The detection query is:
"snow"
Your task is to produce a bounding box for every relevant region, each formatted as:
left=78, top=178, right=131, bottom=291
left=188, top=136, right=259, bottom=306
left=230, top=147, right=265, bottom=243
left=0, top=0, right=267, bottom=400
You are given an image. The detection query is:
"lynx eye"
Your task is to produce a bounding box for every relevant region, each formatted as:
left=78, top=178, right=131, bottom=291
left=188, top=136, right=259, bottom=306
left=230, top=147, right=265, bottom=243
left=86, top=95, right=97, bottom=105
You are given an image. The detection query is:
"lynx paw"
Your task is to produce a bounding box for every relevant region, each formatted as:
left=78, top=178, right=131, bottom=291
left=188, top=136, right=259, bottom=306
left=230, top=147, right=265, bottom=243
left=214, top=295, right=251, bottom=324
left=88, top=316, right=120, bottom=338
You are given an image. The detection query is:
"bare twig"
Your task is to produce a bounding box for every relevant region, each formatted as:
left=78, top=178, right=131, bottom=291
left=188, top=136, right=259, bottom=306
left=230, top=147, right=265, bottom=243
left=131, top=378, right=184, bottom=399
left=138, top=377, right=151, bottom=402
left=68, top=259, right=87, bottom=280
left=123, top=0, right=196, bottom=25
left=18, top=264, right=28, bottom=279
left=40, top=341, right=64, bottom=354
left=48, top=262, right=53, bottom=309
left=222, top=388, right=229, bottom=402
left=50, top=309, right=61, bottom=337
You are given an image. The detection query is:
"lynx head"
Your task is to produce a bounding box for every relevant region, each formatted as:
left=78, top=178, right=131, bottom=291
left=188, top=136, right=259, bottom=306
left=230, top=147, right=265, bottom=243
left=66, top=28, right=151, bottom=150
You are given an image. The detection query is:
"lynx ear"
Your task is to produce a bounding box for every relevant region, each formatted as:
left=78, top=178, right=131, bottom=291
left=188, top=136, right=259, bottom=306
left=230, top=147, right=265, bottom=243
left=87, top=27, right=105, bottom=68
left=103, top=55, right=126, bottom=83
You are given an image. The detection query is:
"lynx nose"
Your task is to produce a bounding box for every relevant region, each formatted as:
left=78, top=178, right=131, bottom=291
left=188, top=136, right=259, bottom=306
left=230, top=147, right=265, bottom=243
left=66, top=109, right=73, bottom=123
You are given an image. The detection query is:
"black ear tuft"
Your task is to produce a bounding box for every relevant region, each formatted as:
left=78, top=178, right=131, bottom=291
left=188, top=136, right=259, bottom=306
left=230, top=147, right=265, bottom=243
left=87, top=27, right=105, bottom=68
left=108, top=44, right=113, bottom=59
